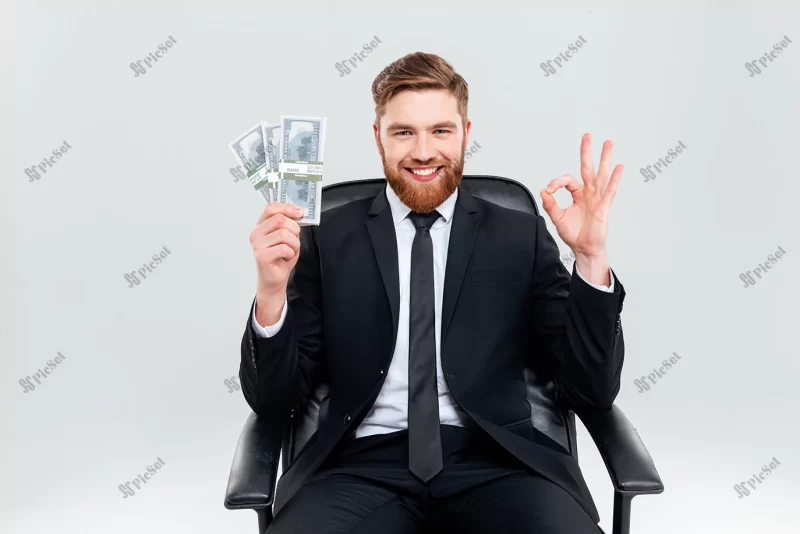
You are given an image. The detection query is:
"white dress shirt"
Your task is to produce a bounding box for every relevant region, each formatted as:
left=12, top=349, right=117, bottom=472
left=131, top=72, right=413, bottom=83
left=252, top=184, right=614, bottom=439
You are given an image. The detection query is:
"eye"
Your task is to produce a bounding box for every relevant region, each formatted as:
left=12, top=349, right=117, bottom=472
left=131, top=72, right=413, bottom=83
left=395, top=131, right=411, bottom=136
left=435, top=129, right=450, bottom=134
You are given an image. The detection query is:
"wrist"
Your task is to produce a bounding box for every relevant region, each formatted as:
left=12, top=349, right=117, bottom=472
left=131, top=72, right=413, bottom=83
left=255, top=289, right=287, bottom=327
left=574, top=252, right=610, bottom=286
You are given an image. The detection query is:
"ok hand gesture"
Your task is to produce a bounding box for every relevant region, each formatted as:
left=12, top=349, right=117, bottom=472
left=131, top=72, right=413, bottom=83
left=540, top=133, right=623, bottom=262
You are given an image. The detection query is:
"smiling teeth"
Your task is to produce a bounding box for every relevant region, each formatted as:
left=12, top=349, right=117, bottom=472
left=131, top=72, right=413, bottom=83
left=410, top=167, right=440, bottom=176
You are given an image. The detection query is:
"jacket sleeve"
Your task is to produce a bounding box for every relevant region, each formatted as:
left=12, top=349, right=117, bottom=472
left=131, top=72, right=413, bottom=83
left=239, top=224, right=326, bottom=422
left=528, top=215, right=626, bottom=410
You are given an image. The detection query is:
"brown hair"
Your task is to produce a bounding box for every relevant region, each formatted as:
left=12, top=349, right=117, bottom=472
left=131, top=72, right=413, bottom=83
left=371, top=52, right=469, bottom=129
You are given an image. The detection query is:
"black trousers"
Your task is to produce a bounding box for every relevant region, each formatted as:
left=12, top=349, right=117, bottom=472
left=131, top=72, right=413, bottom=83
left=267, top=424, right=603, bottom=534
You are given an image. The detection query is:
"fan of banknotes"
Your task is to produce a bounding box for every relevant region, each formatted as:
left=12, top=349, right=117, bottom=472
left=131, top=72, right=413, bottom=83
left=229, top=116, right=327, bottom=225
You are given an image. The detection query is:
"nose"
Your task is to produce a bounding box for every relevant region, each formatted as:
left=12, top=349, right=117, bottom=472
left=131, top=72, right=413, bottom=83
left=410, top=134, right=437, bottom=163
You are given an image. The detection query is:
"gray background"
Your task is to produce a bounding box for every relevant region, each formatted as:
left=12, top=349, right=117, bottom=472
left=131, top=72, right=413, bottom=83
left=2, top=0, right=799, bottom=532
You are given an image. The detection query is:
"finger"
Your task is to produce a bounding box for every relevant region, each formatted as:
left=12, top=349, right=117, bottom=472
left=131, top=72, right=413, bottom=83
left=597, top=140, right=614, bottom=185
left=540, top=189, right=565, bottom=223
left=579, top=133, right=595, bottom=187
left=256, top=212, right=301, bottom=238
left=250, top=214, right=300, bottom=247
left=261, top=243, right=297, bottom=263
left=545, top=174, right=582, bottom=194
left=600, top=164, right=623, bottom=207
left=257, top=228, right=301, bottom=257
left=256, top=202, right=304, bottom=225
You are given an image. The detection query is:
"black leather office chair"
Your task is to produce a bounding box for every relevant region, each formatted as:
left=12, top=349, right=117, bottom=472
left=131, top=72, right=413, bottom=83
left=224, top=175, right=664, bottom=534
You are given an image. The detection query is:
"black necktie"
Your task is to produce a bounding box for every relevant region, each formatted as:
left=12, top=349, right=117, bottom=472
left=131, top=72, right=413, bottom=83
left=407, top=210, right=443, bottom=483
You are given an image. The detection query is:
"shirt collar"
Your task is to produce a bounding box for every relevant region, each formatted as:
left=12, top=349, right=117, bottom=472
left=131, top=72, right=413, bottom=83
left=384, top=183, right=459, bottom=227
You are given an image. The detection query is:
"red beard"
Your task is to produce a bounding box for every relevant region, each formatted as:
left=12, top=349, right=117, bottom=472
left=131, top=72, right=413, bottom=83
left=379, top=137, right=466, bottom=213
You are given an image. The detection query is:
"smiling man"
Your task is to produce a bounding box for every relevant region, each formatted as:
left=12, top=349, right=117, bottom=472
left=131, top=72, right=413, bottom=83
left=242, top=52, right=626, bottom=533
left=376, top=88, right=467, bottom=214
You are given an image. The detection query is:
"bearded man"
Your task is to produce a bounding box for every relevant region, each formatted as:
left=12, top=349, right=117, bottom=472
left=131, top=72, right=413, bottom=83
left=241, top=51, right=626, bottom=533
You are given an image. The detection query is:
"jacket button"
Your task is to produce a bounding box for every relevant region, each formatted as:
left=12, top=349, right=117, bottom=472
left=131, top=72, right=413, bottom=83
left=380, top=369, right=384, bottom=375
left=344, top=414, right=351, bottom=424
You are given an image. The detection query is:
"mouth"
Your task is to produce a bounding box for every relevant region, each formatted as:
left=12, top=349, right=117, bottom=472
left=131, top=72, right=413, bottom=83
left=404, top=165, right=444, bottom=182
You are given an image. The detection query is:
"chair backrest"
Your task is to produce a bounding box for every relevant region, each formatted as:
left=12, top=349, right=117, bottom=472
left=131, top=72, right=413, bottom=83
left=282, top=176, right=578, bottom=469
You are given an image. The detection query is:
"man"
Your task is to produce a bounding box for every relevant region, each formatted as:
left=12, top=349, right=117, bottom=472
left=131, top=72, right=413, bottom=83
left=240, top=52, right=625, bottom=533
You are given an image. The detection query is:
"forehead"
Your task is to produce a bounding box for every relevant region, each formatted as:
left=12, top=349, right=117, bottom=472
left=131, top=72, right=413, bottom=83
left=382, top=89, right=460, bottom=127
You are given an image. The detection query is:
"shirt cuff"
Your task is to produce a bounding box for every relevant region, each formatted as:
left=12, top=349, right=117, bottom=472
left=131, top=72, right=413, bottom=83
left=574, top=265, right=615, bottom=293
left=251, top=296, right=288, bottom=338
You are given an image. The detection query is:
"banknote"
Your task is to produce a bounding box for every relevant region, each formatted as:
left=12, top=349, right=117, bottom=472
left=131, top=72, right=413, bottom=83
left=228, top=121, right=273, bottom=204
left=278, top=115, right=326, bottom=225
left=261, top=123, right=282, bottom=203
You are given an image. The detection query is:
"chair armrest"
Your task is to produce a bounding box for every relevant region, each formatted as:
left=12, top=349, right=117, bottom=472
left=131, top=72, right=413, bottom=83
left=575, top=404, right=664, bottom=495
left=224, top=411, right=284, bottom=510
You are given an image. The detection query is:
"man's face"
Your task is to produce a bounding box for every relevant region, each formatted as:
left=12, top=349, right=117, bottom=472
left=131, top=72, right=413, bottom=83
left=374, top=89, right=471, bottom=213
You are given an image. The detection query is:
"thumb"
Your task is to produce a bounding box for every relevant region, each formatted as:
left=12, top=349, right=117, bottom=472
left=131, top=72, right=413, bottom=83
left=540, top=189, right=563, bottom=222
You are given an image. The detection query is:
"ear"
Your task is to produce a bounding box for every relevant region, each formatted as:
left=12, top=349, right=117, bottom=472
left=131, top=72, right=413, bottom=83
left=373, top=123, right=381, bottom=151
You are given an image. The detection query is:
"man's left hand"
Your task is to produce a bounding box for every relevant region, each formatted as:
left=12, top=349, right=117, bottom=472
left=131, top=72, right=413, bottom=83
left=539, top=133, right=623, bottom=285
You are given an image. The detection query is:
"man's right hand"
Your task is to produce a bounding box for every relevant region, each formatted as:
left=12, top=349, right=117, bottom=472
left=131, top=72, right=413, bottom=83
left=249, top=202, right=304, bottom=326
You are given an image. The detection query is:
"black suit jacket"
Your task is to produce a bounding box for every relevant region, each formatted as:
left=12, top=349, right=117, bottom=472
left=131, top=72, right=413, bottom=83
left=239, top=185, right=626, bottom=523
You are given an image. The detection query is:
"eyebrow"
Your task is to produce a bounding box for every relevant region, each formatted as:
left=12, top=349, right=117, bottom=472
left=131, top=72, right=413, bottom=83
left=386, top=121, right=458, bottom=132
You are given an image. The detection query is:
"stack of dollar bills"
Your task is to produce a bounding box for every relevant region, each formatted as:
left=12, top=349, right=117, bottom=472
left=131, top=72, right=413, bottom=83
left=228, top=116, right=327, bottom=225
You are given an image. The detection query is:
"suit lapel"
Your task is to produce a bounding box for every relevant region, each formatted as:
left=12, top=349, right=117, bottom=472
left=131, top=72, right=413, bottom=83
left=441, top=187, right=482, bottom=342
left=365, top=188, right=400, bottom=347
left=365, top=185, right=483, bottom=349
